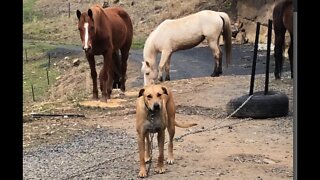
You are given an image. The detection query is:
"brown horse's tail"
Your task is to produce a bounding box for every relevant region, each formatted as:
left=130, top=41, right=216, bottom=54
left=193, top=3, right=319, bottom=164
left=218, top=12, right=232, bottom=67
left=175, top=121, right=197, bottom=128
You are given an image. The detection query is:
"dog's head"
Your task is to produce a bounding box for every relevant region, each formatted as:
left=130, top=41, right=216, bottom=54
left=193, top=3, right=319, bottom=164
left=138, top=85, right=168, bottom=112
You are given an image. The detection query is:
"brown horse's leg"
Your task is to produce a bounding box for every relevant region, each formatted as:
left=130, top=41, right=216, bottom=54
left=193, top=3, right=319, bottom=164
left=120, top=48, right=129, bottom=92
left=209, top=40, right=223, bottom=77
left=288, top=33, right=293, bottom=78
left=158, top=50, right=171, bottom=82
left=112, top=51, right=121, bottom=89
left=101, top=51, right=114, bottom=102
left=274, top=32, right=285, bottom=79
left=86, top=53, right=98, bottom=100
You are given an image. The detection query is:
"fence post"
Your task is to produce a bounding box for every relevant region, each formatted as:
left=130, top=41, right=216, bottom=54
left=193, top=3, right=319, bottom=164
left=31, top=84, right=35, bottom=101
left=25, top=49, right=28, bottom=62
left=48, top=54, right=51, bottom=68
left=68, top=2, right=71, bottom=18
left=47, top=70, right=50, bottom=85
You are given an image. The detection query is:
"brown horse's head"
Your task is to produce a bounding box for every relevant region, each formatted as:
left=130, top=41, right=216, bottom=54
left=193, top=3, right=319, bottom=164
left=76, top=9, right=96, bottom=52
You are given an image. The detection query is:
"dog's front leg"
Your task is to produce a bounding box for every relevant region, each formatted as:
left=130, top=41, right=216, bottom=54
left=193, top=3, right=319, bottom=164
left=138, top=134, right=147, bottom=177
left=145, top=134, right=151, bottom=163
left=155, top=130, right=165, bottom=174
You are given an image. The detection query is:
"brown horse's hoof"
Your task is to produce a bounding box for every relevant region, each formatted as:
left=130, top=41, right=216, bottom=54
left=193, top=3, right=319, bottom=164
left=120, top=84, right=126, bottom=92
left=165, top=76, right=170, bottom=81
left=274, top=73, right=281, bottom=80
left=158, top=76, right=163, bottom=82
left=92, top=95, right=99, bottom=101
left=100, top=98, right=108, bottom=103
left=211, top=72, right=221, bottom=77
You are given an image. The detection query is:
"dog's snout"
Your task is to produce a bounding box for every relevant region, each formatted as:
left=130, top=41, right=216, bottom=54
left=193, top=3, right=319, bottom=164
left=153, top=103, right=160, bottom=110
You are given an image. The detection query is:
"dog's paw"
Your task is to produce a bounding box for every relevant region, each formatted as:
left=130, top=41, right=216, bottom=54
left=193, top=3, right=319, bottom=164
left=145, top=157, right=151, bottom=163
left=166, top=158, right=174, bottom=165
left=155, top=166, right=166, bottom=174
left=138, top=169, right=147, bottom=178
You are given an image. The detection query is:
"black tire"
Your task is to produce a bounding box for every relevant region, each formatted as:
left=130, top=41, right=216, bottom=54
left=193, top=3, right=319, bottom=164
left=226, top=91, right=289, bottom=119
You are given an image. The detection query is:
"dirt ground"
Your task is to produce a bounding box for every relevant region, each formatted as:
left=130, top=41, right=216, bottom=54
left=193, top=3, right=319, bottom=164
left=23, top=56, right=293, bottom=179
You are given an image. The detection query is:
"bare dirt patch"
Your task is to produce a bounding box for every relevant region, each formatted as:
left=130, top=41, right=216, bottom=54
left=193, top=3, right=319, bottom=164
left=24, top=65, right=293, bottom=179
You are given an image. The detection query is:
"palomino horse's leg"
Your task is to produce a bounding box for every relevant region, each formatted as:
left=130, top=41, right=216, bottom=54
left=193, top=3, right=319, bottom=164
left=288, top=33, right=293, bottom=78
left=208, top=40, right=223, bottom=77
left=120, top=47, right=130, bottom=92
left=101, top=51, right=114, bottom=102
left=86, top=53, right=98, bottom=100
left=164, top=55, right=172, bottom=81
left=158, top=50, right=172, bottom=82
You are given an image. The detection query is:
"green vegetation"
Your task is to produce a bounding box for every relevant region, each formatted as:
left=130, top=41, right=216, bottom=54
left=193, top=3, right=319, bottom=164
left=23, top=0, right=41, bottom=23
left=23, top=58, right=60, bottom=103
left=131, top=39, right=145, bottom=50
left=23, top=40, right=61, bottom=104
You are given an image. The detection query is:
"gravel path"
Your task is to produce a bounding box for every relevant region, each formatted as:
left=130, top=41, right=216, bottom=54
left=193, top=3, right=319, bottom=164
left=23, top=128, right=139, bottom=179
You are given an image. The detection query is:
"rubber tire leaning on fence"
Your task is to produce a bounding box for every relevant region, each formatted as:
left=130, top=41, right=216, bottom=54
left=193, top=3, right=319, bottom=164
left=226, top=91, right=289, bottom=119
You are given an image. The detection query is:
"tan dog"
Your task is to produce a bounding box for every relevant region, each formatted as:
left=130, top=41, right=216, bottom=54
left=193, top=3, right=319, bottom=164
left=136, top=84, right=197, bottom=178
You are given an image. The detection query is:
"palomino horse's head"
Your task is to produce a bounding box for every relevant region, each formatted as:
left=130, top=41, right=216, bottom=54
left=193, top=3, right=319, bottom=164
left=141, top=61, right=158, bottom=86
left=76, top=9, right=95, bottom=52
left=231, top=21, right=243, bottom=38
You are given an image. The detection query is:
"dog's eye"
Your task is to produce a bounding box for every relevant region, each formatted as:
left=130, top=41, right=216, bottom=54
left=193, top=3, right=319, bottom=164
left=145, top=72, right=150, bottom=76
left=157, top=93, right=161, bottom=97
left=147, top=95, right=152, bottom=99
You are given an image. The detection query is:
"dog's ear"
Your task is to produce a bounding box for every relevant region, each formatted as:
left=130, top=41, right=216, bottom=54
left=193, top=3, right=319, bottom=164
left=138, top=88, right=145, bottom=97
left=161, top=87, right=168, bottom=95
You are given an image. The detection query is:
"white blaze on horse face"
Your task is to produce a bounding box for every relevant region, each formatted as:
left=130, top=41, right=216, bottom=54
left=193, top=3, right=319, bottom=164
left=84, top=22, right=89, bottom=49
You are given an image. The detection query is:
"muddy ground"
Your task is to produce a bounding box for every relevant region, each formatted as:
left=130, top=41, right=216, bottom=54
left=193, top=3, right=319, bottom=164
left=23, top=45, right=293, bottom=179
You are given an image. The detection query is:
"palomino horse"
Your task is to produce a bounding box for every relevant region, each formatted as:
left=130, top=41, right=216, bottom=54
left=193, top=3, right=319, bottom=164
left=141, top=10, right=232, bottom=85
left=76, top=5, right=133, bottom=102
left=273, top=0, right=293, bottom=79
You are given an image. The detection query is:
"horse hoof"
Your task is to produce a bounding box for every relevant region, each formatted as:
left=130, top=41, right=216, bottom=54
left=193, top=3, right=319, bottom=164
left=211, top=73, right=220, bottom=77
left=92, top=95, right=99, bottom=101
left=100, top=98, right=108, bottom=103
left=165, top=77, right=170, bottom=81
left=158, top=77, right=163, bottom=82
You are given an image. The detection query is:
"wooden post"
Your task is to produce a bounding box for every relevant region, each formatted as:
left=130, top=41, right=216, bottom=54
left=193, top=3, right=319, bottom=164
left=48, top=54, right=51, bottom=68
left=25, top=49, right=28, bottom=62
left=31, top=84, right=35, bottom=101
left=68, top=2, right=71, bottom=18
left=47, top=70, right=50, bottom=85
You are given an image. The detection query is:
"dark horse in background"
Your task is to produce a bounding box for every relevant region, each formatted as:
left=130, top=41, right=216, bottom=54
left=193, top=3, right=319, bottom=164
left=76, top=5, right=133, bottom=102
left=273, top=0, right=293, bottom=79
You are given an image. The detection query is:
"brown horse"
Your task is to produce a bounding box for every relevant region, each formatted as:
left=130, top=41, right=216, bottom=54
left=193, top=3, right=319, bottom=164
left=273, top=0, right=293, bottom=79
left=76, top=5, right=133, bottom=102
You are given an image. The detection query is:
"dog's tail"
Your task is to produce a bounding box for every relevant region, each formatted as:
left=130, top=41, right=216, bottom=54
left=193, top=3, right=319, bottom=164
left=175, top=121, right=197, bottom=128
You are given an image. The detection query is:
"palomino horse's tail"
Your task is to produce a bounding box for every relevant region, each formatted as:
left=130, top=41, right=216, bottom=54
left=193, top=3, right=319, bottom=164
left=218, top=12, right=232, bottom=67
